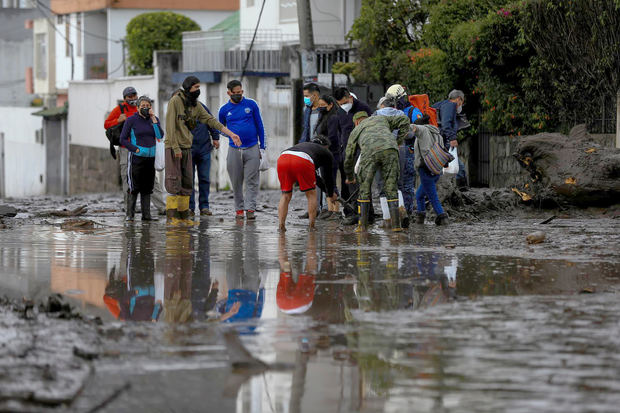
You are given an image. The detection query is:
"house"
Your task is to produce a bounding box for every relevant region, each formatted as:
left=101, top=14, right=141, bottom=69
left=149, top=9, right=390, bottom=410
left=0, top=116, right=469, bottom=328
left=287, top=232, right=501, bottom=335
left=180, top=0, right=363, bottom=190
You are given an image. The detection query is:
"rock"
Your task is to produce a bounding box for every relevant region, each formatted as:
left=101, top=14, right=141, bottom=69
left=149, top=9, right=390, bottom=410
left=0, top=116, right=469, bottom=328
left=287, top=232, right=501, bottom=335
left=526, top=231, right=546, bottom=244
left=0, top=205, right=17, bottom=218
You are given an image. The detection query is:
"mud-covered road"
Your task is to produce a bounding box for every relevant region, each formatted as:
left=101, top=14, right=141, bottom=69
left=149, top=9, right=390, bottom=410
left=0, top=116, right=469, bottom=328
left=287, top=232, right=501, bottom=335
left=1, top=190, right=619, bottom=412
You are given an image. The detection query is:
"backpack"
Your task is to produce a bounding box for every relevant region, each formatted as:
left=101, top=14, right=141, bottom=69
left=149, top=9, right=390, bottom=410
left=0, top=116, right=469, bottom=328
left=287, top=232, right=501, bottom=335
left=105, top=104, right=125, bottom=146
left=408, top=94, right=438, bottom=127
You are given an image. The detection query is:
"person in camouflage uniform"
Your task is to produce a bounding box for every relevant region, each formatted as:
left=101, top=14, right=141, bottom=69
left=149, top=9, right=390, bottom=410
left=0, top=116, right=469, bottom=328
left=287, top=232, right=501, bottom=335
left=344, top=111, right=411, bottom=231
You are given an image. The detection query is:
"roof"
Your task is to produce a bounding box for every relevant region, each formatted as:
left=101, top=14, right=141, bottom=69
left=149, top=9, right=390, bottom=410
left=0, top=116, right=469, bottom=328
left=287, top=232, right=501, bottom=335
left=207, top=10, right=239, bottom=34
left=32, top=103, right=68, bottom=119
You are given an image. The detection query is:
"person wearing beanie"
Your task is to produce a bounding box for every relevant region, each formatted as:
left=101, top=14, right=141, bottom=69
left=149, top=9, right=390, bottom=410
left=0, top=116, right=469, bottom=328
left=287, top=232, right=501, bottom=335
left=344, top=111, right=410, bottom=232
left=164, top=76, right=241, bottom=225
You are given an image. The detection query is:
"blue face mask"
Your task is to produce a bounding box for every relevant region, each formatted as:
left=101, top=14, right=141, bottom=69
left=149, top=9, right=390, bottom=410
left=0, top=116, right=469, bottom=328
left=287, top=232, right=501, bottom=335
left=304, top=97, right=312, bottom=107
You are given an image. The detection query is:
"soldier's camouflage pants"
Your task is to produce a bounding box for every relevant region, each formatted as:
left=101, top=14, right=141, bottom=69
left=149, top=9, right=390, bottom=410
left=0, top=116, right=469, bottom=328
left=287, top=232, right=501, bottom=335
left=358, top=149, right=400, bottom=201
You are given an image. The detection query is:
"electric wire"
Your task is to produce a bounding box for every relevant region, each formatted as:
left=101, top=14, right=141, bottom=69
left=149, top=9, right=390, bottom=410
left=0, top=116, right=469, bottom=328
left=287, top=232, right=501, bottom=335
left=240, top=0, right=267, bottom=81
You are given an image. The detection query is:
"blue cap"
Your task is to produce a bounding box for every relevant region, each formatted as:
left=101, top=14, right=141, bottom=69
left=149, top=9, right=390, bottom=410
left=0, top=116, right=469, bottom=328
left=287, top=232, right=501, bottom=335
left=122, top=86, right=137, bottom=97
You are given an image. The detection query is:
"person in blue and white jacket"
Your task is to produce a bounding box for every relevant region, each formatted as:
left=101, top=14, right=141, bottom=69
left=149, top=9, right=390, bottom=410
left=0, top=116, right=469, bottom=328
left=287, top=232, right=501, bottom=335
left=218, top=79, right=266, bottom=221
left=120, top=95, right=164, bottom=222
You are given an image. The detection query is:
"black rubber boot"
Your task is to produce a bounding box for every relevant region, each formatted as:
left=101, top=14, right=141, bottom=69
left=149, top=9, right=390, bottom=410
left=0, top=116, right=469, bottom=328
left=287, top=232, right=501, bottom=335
left=415, top=212, right=426, bottom=224
left=125, top=193, right=137, bottom=221
left=435, top=213, right=450, bottom=226
left=387, top=200, right=402, bottom=232
left=141, top=193, right=156, bottom=221
left=356, top=200, right=370, bottom=232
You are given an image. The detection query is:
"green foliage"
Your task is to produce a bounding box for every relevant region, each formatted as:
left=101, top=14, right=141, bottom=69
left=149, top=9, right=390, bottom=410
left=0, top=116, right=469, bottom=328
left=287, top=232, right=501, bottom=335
left=347, top=0, right=428, bottom=85
left=399, top=48, right=451, bottom=103
left=126, top=12, right=200, bottom=75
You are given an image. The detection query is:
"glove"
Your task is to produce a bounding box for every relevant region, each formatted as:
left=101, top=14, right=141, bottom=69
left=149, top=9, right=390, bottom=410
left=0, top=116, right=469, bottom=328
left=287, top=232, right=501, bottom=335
left=109, top=143, right=117, bottom=160
left=259, top=148, right=265, bottom=159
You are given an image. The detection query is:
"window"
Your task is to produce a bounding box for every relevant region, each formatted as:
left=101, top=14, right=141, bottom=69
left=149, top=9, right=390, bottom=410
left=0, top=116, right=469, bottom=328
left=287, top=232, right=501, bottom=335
left=35, top=33, right=47, bottom=79
left=247, top=0, right=255, bottom=6
left=76, top=14, right=82, bottom=57
left=57, top=14, right=63, bottom=24
left=279, top=0, right=297, bottom=23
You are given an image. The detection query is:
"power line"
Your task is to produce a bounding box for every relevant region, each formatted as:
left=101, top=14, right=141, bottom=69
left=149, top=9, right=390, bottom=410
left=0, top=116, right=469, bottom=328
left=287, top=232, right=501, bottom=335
left=35, top=0, right=121, bottom=44
left=241, top=0, right=267, bottom=81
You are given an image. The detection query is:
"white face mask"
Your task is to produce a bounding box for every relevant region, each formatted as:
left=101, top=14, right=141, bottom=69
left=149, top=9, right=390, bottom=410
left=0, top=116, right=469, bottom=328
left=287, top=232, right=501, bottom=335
left=341, top=102, right=353, bottom=113
left=457, top=104, right=463, bottom=114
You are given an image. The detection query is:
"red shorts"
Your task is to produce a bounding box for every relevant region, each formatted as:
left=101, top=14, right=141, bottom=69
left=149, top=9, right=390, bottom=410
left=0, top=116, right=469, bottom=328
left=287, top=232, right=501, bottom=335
left=277, top=151, right=316, bottom=192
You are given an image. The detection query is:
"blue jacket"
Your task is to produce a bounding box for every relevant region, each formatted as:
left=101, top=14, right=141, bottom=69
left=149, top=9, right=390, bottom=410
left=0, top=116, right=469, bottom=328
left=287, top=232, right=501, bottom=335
left=403, top=106, right=423, bottom=122
left=432, top=99, right=458, bottom=143
left=300, top=105, right=316, bottom=143
left=218, top=97, right=265, bottom=149
left=191, top=102, right=220, bottom=155
left=119, top=113, right=164, bottom=157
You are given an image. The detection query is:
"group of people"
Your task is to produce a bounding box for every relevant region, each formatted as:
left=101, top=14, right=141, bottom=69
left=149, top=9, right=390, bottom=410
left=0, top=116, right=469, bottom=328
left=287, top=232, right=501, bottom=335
left=276, top=83, right=467, bottom=232
left=104, top=76, right=466, bottom=232
left=104, top=77, right=265, bottom=224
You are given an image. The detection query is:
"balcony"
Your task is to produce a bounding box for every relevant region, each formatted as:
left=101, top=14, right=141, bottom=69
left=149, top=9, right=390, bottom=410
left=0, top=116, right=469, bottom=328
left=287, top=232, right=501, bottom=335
left=182, top=29, right=298, bottom=73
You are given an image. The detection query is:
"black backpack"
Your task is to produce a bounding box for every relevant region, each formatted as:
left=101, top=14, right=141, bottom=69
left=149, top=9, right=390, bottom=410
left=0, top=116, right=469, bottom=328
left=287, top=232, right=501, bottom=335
left=105, top=104, right=125, bottom=146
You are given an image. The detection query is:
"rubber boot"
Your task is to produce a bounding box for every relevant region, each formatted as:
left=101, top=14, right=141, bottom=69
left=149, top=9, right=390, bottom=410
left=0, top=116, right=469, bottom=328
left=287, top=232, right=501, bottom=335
left=415, top=212, right=426, bottom=224
left=387, top=200, right=402, bottom=232
left=141, top=193, right=156, bottom=221
left=355, top=200, right=370, bottom=233
left=166, top=195, right=180, bottom=225
left=177, top=195, right=193, bottom=226
left=399, top=206, right=410, bottom=229
left=435, top=213, right=450, bottom=226
left=125, top=193, right=137, bottom=221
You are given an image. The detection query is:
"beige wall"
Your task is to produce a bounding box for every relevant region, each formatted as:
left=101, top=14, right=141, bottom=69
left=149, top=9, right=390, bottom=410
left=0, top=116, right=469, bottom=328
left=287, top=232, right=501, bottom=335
left=50, top=0, right=238, bottom=14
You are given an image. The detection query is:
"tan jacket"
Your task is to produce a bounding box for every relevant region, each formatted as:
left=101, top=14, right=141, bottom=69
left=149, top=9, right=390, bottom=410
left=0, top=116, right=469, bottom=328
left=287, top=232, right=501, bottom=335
left=165, top=90, right=224, bottom=155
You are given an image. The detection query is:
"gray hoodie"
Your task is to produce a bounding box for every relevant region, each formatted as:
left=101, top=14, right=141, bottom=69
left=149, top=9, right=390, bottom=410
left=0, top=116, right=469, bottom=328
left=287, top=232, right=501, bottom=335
left=413, top=124, right=443, bottom=169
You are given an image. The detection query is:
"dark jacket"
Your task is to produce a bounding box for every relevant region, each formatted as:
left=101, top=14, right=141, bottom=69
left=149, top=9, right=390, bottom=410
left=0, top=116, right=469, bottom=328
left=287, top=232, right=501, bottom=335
left=191, top=102, right=220, bottom=155
left=314, top=106, right=342, bottom=161
left=432, top=99, right=458, bottom=143
left=301, top=105, right=316, bottom=143
left=337, top=98, right=372, bottom=151
left=120, top=113, right=164, bottom=157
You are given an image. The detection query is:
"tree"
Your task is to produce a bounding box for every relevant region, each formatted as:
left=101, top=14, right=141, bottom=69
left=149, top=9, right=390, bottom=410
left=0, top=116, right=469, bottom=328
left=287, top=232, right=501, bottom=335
left=523, top=0, right=620, bottom=142
left=126, top=12, right=200, bottom=75
left=347, top=0, right=428, bottom=85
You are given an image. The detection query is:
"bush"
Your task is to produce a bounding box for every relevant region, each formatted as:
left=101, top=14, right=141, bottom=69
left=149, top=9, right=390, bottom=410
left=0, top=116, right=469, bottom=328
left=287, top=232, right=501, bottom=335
left=126, top=12, right=200, bottom=75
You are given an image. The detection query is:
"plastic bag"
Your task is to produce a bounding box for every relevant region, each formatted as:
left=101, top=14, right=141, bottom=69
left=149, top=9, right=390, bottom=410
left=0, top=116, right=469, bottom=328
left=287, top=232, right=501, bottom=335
left=443, top=147, right=459, bottom=175
left=259, top=148, right=270, bottom=171
left=155, top=138, right=165, bottom=171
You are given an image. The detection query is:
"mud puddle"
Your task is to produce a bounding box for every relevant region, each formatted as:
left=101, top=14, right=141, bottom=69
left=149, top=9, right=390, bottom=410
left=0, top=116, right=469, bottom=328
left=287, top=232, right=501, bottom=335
left=1, top=209, right=620, bottom=412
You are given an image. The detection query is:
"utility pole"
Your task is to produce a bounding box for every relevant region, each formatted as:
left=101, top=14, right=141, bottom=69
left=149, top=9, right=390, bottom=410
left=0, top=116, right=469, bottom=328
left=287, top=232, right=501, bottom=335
left=296, top=0, right=317, bottom=81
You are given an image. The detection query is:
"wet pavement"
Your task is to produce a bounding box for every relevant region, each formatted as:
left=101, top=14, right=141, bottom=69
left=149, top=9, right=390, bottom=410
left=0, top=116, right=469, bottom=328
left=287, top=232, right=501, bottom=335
left=1, top=191, right=620, bottom=412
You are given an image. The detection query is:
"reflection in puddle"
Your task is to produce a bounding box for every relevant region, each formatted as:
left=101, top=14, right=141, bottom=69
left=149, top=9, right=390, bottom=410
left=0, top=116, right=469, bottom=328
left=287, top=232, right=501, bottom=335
left=1, top=223, right=620, bottom=412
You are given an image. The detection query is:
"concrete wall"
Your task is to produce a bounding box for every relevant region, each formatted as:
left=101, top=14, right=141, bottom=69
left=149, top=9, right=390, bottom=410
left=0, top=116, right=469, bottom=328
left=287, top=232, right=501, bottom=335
left=69, top=144, right=119, bottom=194
left=0, top=107, right=46, bottom=198
left=54, top=13, right=86, bottom=90
left=106, top=8, right=234, bottom=79
left=240, top=0, right=361, bottom=45
left=33, top=18, right=57, bottom=98
left=67, top=75, right=157, bottom=149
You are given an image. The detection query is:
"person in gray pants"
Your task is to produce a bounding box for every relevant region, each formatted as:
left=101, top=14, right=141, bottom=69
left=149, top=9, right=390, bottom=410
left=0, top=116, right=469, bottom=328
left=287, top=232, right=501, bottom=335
left=218, top=79, right=266, bottom=220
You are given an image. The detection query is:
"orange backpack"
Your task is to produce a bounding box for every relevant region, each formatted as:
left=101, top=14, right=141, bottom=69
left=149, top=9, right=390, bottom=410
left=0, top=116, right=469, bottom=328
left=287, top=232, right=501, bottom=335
left=408, top=94, right=438, bottom=127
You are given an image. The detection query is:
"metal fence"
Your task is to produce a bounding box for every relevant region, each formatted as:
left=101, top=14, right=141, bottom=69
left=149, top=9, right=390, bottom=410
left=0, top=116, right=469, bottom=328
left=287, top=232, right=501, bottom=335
left=183, top=29, right=297, bottom=73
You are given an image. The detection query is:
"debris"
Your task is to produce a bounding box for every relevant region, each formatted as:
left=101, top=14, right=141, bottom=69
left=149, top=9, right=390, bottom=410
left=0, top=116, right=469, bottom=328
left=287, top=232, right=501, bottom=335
left=512, top=187, right=533, bottom=202
left=36, top=205, right=88, bottom=217
left=60, top=219, right=98, bottom=231
left=564, top=177, right=577, bottom=185
left=585, top=148, right=596, bottom=153
left=0, top=205, right=18, bottom=217
left=579, top=288, right=595, bottom=294
left=526, top=231, right=546, bottom=244
left=444, top=243, right=456, bottom=249
left=539, top=215, right=557, bottom=225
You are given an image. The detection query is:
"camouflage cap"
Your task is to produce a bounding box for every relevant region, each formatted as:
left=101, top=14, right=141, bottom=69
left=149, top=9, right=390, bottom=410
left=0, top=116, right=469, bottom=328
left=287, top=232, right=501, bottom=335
left=352, top=111, right=369, bottom=122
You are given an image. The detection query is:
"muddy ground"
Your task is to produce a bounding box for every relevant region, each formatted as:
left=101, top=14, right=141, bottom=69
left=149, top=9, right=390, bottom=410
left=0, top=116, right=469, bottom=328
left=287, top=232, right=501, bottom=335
left=1, top=188, right=620, bottom=412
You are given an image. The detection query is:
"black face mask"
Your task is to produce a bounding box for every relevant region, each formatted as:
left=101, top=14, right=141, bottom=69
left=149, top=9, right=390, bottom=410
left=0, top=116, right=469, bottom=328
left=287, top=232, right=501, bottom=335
left=127, top=99, right=137, bottom=106
left=188, top=89, right=200, bottom=100
left=231, top=94, right=242, bottom=103
left=140, top=108, right=151, bottom=118
left=317, top=107, right=327, bottom=114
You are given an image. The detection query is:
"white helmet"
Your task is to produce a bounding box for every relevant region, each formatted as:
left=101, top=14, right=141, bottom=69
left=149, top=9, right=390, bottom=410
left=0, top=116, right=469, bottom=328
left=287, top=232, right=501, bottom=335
left=385, top=84, right=406, bottom=99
